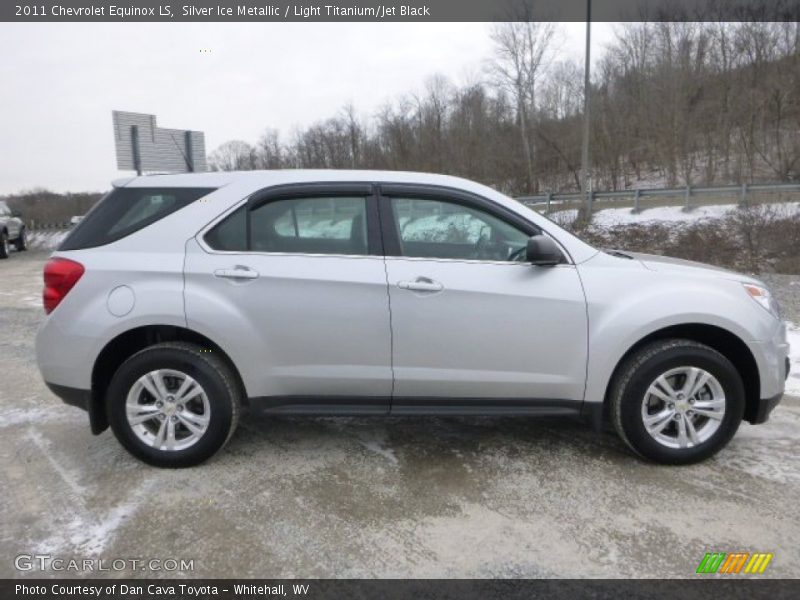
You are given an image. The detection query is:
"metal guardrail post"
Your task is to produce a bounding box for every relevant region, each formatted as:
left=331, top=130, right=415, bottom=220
left=740, top=183, right=748, bottom=207
left=633, top=189, right=641, bottom=213
left=546, top=192, right=552, bottom=213
left=683, top=185, right=692, bottom=212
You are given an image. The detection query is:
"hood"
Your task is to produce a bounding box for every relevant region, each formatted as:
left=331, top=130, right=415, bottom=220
left=604, top=250, right=763, bottom=285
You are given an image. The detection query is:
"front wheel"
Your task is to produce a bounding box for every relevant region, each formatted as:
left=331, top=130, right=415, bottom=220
left=107, top=342, right=241, bottom=468
left=610, top=339, right=745, bottom=465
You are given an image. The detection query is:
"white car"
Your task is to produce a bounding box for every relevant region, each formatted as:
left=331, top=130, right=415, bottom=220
left=36, top=171, right=790, bottom=467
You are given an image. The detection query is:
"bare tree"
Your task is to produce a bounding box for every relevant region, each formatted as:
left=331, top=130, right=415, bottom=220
left=255, top=129, right=284, bottom=169
left=488, top=13, right=557, bottom=193
left=209, top=140, right=257, bottom=171
left=203, top=21, right=799, bottom=197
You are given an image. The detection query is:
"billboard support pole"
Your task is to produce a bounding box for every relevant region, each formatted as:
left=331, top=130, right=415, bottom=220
left=131, top=125, right=142, bottom=176
left=185, top=130, right=195, bottom=173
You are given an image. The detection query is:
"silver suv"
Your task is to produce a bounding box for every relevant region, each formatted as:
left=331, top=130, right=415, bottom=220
left=35, top=171, right=790, bottom=467
left=0, top=201, right=27, bottom=258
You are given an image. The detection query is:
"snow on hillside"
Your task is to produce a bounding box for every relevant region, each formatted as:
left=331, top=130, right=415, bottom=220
left=26, top=230, right=68, bottom=250
left=590, top=202, right=799, bottom=228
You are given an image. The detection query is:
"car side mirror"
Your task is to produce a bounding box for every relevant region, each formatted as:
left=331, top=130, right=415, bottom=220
left=526, top=234, right=563, bottom=266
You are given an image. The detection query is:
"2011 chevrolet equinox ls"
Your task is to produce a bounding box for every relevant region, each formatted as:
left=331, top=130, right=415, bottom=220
left=35, top=171, right=791, bottom=467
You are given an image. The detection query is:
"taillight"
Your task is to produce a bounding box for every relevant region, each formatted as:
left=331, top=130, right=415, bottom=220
left=43, top=258, right=85, bottom=314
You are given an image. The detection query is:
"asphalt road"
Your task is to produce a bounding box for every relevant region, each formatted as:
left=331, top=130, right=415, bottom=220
left=1, top=250, right=799, bottom=578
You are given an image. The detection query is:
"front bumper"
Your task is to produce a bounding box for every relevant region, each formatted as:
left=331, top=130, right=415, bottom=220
left=747, top=357, right=790, bottom=425
left=748, top=392, right=784, bottom=425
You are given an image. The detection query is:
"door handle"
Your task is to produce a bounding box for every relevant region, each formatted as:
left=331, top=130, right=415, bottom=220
left=397, top=277, right=443, bottom=293
left=214, top=266, right=259, bottom=280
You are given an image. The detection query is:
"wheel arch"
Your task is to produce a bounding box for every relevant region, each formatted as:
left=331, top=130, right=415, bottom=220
left=602, top=323, right=761, bottom=425
left=89, top=325, right=246, bottom=434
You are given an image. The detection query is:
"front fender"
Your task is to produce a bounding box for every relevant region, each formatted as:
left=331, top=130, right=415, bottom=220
left=578, top=254, right=775, bottom=404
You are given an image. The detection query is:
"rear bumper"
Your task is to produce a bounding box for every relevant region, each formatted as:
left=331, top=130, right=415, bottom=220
left=45, top=382, right=107, bottom=434
left=46, top=382, right=90, bottom=411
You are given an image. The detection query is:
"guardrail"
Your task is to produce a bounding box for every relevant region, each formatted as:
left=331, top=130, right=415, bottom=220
left=517, top=182, right=800, bottom=213
left=26, top=221, right=71, bottom=231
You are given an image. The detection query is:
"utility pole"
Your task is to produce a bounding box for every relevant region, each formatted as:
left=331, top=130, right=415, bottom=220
left=581, top=0, right=592, bottom=218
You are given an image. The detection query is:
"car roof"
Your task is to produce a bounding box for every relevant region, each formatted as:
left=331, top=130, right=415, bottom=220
left=114, top=169, right=496, bottom=195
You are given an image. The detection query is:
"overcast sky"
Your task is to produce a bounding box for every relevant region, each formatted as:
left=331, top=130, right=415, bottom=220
left=0, top=22, right=614, bottom=194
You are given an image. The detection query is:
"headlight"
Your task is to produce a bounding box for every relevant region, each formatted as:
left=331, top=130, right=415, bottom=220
left=742, top=283, right=782, bottom=319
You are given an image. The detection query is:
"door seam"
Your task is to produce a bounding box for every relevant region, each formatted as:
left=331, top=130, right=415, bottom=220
left=374, top=183, right=397, bottom=410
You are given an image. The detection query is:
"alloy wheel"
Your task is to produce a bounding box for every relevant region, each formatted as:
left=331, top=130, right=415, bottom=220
left=125, top=369, right=211, bottom=451
left=641, top=366, right=726, bottom=449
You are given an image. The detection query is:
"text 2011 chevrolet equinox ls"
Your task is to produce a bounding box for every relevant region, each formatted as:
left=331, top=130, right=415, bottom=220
left=36, top=171, right=790, bottom=467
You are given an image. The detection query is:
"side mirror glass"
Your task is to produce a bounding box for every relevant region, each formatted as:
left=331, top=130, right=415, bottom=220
left=525, top=234, right=563, bottom=266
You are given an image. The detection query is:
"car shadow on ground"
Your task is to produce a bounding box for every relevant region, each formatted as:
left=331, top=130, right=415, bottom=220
left=226, top=411, right=633, bottom=468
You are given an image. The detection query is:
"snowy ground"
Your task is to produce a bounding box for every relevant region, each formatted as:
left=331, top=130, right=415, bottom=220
left=787, top=323, right=800, bottom=396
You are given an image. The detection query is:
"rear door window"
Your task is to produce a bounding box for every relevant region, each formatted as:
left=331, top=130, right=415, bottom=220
left=204, top=196, right=370, bottom=256
left=251, top=196, right=368, bottom=255
left=59, top=187, right=215, bottom=251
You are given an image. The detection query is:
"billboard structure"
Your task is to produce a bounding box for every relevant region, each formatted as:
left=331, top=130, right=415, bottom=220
left=112, top=111, right=207, bottom=175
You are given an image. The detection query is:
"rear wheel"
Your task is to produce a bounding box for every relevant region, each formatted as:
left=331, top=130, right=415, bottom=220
left=107, top=342, right=241, bottom=468
left=14, top=228, right=27, bottom=251
left=0, top=231, right=8, bottom=259
left=610, top=339, right=745, bottom=465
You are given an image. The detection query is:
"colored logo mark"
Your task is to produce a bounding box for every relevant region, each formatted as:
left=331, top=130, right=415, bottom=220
left=696, top=552, right=773, bottom=574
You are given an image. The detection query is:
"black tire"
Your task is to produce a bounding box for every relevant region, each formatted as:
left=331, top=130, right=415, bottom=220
left=107, top=342, right=241, bottom=468
left=14, top=228, right=27, bottom=251
left=0, top=231, right=8, bottom=259
left=610, top=339, right=745, bottom=465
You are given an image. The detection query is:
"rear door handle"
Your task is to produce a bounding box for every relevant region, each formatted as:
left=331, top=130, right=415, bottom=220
left=214, top=266, right=259, bottom=280
left=397, top=277, right=443, bottom=293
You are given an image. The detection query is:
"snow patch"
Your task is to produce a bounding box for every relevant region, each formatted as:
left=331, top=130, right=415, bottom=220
left=360, top=438, right=399, bottom=465
left=26, top=428, right=86, bottom=497
left=786, top=322, right=800, bottom=397
left=0, top=406, right=80, bottom=428
left=25, top=427, right=157, bottom=556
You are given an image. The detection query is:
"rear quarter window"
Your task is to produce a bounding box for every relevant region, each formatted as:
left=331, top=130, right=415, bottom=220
left=58, top=187, right=216, bottom=251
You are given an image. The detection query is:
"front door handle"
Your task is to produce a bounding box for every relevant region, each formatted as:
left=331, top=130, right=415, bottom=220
left=214, top=266, right=259, bottom=280
left=397, top=277, right=444, bottom=293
